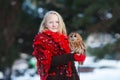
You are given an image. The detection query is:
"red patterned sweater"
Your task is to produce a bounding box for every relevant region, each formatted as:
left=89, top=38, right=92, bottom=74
left=32, top=30, right=79, bottom=80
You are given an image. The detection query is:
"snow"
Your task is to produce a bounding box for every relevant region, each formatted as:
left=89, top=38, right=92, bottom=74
left=86, top=33, right=116, bottom=48
left=78, top=56, right=120, bottom=80
left=80, top=68, right=120, bottom=80
left=0, top=71, right=4, bottom=79
left=10, top=56, right=120, bottom=80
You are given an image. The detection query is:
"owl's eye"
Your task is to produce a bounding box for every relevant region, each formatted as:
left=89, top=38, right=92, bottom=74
left=74, top=35, right=76, bottom=37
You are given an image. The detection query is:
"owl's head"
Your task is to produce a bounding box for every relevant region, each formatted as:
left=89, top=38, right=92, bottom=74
left=68, top=32, right=82, bottom=42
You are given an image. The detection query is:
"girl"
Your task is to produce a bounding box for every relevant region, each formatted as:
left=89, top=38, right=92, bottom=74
left=32, top=11, right=86, bottom=80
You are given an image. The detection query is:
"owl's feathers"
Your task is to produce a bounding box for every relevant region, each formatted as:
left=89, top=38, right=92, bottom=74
left=69, top=32, right=86, bottom=65
left=69, top=32, right=86, bottom=54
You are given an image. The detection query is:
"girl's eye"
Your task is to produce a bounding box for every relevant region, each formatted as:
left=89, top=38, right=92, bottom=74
left=56, top=21, right=59, bottom=23
left=49, top=21, right=53, bottom=23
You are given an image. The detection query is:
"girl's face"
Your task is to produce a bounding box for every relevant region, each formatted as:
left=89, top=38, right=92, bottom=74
left=45, top=14, right=59, bottom=32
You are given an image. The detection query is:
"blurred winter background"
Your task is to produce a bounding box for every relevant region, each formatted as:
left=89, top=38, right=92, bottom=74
left=0, top=0, right=120, bottom=80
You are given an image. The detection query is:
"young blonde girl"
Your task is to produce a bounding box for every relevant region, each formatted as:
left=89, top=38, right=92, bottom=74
left=32, top=11, right=86, bottom=80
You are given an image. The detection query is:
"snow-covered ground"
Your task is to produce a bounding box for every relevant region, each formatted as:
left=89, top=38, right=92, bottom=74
left=78, top=56, right=120, bottom=80
left=9, top=56, right=120, bottom=80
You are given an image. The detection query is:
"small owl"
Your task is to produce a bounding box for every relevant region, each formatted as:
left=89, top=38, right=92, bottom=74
left=68, top=32, right=86, bottom=65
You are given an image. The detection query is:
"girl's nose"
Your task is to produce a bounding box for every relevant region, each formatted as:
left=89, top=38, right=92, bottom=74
left=53, top=23, right=57, bottom=27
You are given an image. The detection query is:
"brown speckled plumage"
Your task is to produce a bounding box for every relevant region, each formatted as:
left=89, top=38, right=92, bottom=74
left=69, top=32, right=86, bottom=65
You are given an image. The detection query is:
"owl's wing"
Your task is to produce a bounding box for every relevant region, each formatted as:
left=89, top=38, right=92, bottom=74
left=77, top=41, right=86, bottom=54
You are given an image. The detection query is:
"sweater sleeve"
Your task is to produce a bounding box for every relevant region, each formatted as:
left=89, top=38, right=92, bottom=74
left=51, top=54, right=74, bottom=67
left=32, top=34, right=52, bottom=80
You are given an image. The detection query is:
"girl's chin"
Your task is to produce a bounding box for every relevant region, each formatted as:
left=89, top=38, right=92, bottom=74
left=50, top=29, right=58, bottom=32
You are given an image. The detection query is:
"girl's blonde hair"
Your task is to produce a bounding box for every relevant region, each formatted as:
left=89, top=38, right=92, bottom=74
left=39, top=11, right=67, bottom=35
